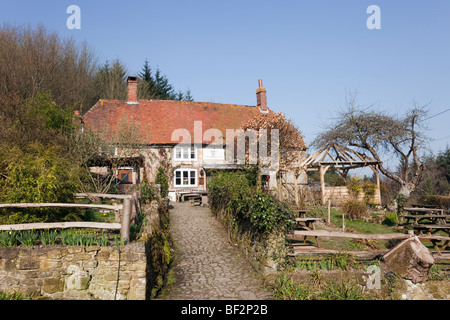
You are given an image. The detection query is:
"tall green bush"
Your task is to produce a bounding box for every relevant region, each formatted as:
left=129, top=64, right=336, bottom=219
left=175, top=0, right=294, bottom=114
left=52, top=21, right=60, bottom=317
left=0, top=142, right=80, bottom=223
left=155, top=167, right=169, bottom=198
left=208, top=171, right=295, bottom=236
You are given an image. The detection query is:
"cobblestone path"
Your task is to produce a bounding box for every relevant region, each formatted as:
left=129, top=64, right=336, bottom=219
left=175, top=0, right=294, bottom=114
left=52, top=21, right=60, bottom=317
left=160, top=202, right=272, bottom=300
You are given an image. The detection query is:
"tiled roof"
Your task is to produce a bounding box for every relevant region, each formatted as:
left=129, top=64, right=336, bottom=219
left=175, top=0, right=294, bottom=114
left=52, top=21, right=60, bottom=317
left=82, top=99, right=271, bottom=145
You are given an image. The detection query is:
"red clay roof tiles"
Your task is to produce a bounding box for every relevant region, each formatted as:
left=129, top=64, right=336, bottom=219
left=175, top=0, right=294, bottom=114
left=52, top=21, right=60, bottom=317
left=82, top=99, right=271, bottom=145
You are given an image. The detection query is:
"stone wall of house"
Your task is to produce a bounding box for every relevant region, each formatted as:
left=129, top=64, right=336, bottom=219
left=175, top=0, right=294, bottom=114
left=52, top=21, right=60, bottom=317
left=0, top=200, right=170, bottom=300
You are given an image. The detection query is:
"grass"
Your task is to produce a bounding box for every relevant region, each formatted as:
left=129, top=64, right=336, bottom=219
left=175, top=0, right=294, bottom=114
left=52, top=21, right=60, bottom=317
left=306, top=207, right=403, bottom=251
left=272, top=273, right=369, bottom=300
left=295, top=253, right=358, bottom=271
left=0, top=291, right=27, bottom=300
left=311, top=207, right=398, bottom=234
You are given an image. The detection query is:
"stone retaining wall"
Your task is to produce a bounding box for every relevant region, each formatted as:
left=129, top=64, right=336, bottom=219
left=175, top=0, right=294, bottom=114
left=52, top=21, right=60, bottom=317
left=210, top=206, right=285, bottom=276
left=0, top=241, right=147, bottom=300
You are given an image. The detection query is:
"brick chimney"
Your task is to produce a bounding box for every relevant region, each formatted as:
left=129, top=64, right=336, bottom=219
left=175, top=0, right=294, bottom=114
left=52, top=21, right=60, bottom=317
left=256, top=79, right=268, bottom=113
left=127, top=76, right=138, bottom=105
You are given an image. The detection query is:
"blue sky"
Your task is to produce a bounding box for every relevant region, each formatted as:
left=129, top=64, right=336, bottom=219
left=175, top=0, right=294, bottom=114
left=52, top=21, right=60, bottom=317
left=1, top=0, right=449, bottom=170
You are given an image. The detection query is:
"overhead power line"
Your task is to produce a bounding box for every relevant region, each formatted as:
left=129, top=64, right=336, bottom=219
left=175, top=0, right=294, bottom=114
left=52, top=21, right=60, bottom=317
left=423, top=108, right=450, bottom=121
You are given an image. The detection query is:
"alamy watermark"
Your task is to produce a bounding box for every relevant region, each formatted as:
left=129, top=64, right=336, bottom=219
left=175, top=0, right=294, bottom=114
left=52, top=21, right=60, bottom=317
left=66, top=5, right=380, bottom=31
left=367, top=5, right=381, bottom=30
left=365, top=265, right=381, bottom=289
left=66, top=5, right=81, bottom=30
left=171, top=121, right=279, bottom=174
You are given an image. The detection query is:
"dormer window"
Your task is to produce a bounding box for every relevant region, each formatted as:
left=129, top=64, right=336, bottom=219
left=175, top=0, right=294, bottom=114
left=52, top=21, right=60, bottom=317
left=174, top=146, right=197, bottom=161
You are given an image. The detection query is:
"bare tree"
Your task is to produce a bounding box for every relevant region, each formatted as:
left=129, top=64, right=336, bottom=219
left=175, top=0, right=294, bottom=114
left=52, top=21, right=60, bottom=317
left=313, top=93, right=428, bottom=200
left=0, top=24, right=98, bottom=111
left=70, top=115, right=148, bottom=194
left=242, top=113, right=306, bottom=204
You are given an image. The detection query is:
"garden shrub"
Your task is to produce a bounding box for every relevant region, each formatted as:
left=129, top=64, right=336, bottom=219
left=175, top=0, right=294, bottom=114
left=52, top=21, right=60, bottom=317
left=347, top=177, right=377, bottom=204
left=208, top=171, right=295, bottom=236
left=341, top=198, right=368, bottom=220
left=155, top=167, right=169, bottom=198
left=139, top=178, right=155, bottom=204
left=0, top=142, right=81, bottom=223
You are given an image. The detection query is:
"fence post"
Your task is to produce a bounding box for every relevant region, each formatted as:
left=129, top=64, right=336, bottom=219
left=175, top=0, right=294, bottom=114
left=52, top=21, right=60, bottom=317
left=133, top=191, right=140, bottom=220
left=121, top=198, right=132, bottom=243
left=131, top=192, right=137, bottom=222
left=342, top=212, right=346, bottom=232
left=327, top=199, right=331, bottom=225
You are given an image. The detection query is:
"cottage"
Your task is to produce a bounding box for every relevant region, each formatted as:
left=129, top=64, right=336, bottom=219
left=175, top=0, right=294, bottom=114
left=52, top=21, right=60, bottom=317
left=82, top=77, right=306, bottom=202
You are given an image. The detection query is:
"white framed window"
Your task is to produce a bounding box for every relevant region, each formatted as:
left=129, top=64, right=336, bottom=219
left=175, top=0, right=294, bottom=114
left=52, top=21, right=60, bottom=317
left=174, top=168, right=197, bottom=187
left=174, top=146, right=197, bottom=161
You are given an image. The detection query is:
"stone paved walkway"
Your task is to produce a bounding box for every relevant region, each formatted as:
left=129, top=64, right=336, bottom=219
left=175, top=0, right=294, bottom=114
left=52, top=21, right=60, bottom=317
left=160, top=202, right=272, bottom=300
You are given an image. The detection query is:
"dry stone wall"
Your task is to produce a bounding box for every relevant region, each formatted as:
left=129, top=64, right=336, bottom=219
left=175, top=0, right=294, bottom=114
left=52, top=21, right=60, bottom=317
left=0, top=242, right=147, bottom=300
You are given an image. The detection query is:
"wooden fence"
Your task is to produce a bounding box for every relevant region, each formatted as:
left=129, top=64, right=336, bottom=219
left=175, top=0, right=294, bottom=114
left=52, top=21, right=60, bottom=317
left=0, top=192, right=141, bottom=243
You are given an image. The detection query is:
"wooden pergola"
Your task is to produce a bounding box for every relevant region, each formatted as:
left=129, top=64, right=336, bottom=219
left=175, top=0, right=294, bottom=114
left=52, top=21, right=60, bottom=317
left=300, top=143, right=382, bottom=205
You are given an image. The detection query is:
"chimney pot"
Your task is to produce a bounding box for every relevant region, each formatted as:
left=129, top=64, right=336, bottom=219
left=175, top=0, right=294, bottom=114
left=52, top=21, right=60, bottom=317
left=127, top=76, right=138, bottom=104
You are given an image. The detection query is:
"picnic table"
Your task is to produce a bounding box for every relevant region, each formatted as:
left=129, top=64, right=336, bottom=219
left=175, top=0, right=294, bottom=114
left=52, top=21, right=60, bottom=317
left=294, top=217, right=323, bottom=246
left=400, top=207, right=446, bottom=225
left=403, top=207, right=445, bottom=215
left=400, top=207, right=450, bottom=255
left=402, top=214, right=450, bottom=225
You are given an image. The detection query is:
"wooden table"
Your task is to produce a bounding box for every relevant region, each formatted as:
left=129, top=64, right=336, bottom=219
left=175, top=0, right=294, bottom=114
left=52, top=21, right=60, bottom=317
left=400, top=207, right=450, bottom=254
left=294, top=217, right=323, bottom=246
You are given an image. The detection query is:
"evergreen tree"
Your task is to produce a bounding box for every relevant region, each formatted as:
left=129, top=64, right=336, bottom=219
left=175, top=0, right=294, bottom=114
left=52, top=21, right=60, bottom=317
left=137, top=59, right=194, bottom=101
left=174, top=91, right=184, bottom=101
left=138, top=59, right=157, bottom=99
left=154, top=68, right=175, bottom=99
left=184, top=89, right=194, bottom=102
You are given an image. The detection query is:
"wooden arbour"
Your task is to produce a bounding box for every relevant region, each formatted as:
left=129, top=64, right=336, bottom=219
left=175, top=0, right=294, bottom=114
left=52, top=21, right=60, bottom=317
left=301, top=143, right=382, bottom=205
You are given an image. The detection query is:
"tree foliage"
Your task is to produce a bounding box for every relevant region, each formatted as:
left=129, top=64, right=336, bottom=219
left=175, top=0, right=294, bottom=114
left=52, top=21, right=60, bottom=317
left=0, top=142, right=81, bottom=223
